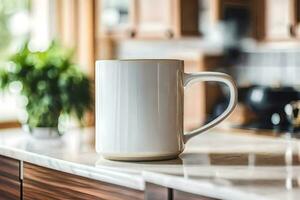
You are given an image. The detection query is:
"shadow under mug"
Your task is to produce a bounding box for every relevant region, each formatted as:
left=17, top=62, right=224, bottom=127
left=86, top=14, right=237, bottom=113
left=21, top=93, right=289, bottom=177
left=96, top=59, right=237, bottom=161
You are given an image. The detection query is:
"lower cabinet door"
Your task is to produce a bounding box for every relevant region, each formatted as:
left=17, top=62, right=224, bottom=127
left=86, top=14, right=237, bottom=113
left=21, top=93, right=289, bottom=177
left=0, top=155, right=21, bottom=200
left=145, top=183, right=217, bottom=200
left=173, top=190, right=218, bottom=200
left=23, top=163, right=144, bottom=200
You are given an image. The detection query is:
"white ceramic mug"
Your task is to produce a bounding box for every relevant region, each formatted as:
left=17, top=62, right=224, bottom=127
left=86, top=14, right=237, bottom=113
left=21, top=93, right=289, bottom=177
left=96, top=59, right=237, bottom=161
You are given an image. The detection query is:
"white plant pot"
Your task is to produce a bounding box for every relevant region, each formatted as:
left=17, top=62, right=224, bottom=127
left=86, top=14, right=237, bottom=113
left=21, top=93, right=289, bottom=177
left=23, top=125, right=61, bottom=139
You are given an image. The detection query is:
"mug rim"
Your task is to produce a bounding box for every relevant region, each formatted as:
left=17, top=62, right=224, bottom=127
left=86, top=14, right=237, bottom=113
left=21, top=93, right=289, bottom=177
left=96, top=59, right=183, bottom=64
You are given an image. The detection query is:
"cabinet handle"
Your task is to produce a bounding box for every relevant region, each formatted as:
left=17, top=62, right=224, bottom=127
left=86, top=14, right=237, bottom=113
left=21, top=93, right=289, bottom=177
left=127, top=29, right=136, bottom=38
left=165, top=29, right=174, bottom=38
left=289, top=24, right=296, bottom=37
left=20, top=161, right=23, bottom=180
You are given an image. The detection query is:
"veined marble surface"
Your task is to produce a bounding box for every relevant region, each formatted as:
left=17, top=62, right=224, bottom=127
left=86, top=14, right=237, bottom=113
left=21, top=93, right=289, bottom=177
left=0, top=128, right=300, bottom=200
left=0, top=128, right=144, bottom=190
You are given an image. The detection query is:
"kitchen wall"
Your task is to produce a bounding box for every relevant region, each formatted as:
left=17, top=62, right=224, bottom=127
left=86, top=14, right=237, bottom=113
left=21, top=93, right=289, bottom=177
left=112, top=39, right=300, bottom=88
left=230, top=50, right=300, bottom=87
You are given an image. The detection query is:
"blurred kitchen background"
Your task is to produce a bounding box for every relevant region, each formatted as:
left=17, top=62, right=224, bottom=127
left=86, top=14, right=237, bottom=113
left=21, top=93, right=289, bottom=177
left=1, top=0, right=300, bottom=134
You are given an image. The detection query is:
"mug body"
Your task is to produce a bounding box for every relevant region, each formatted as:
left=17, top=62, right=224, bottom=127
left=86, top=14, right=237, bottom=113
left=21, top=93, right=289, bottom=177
left=96, top=59, right=184, bottom=160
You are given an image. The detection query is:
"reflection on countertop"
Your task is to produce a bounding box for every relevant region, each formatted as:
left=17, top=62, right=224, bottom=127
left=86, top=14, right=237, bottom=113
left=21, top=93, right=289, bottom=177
left=0, top=127, right=299, bottom=199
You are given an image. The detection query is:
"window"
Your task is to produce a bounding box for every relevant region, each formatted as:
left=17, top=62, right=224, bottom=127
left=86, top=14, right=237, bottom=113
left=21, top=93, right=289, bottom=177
left=0, top=0, right=30, bottom=60
left=0, top=0, right=55, bottom=124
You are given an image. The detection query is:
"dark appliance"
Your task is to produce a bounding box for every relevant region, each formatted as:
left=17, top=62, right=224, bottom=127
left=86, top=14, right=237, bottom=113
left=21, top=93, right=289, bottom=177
left=210, top=85, right=300, bottom=132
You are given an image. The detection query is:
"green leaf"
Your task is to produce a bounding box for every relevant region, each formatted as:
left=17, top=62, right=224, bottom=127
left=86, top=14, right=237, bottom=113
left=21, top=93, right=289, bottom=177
left=0, top=41, right=93, bottom=127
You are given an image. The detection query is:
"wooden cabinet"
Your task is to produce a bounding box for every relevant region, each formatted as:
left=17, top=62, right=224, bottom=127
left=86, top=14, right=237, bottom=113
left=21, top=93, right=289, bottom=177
left=133, top=0, right=175, bottom=38
left=291, top=0, right=300, bottom=37
left=264, top=0, right=293, bottom=40
left=0, top=156, right=21, bottom=200
left=98, top=0, right=132, bottom=37
left=173, top=190, right=218, bottom=200
left=132, top=0, right=199, bottom=38
left=184, top=57, right=207, bottom=131
left=145, top=183, right=172, bottom=200
left=23, top=163, right=144, bottom=200
left=211, top=0, right=263, bottom=39
left=145, top=183, right=216, bottom=200
left=0, top=157, right=219, bottom=199
left=210, top=0, right=300, bottom=41
left=99, top=0, right=200, bottom=39
left=257, top=0, right=300, bottom=41
left=176, top=54, right=222, bottom=131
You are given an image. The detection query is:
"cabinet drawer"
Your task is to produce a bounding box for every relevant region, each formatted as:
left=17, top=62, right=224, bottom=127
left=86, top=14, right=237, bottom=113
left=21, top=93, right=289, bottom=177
left=0, top=155, right=21, bottom=200
left=23, top=163, right=144, bottom=200
left=173, top=190, right=218, bottom=200
left=145, top=183, right=217, bottom=200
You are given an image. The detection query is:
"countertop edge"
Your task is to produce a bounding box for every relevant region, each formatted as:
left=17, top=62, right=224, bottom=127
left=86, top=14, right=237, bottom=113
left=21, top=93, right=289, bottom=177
left=0, top=145, right=145, bottom=191
left=142, top=171, right=273, bottom=200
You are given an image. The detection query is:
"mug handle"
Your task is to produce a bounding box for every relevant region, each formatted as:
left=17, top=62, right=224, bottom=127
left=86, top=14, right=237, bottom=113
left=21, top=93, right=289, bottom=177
left=183, top=72, right=237, bottom=143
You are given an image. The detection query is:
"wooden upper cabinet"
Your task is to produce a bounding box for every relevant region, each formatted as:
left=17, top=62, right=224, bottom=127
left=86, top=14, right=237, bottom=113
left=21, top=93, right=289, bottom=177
left=99, top=0, right=200, bottom=39
left=290, top=0, right=300, bottom=37
left=0, top=155, right=21, bottom=200
left=210, top=0, right=300, bottom=41
left=264, top=0, right=293, bottom=40
left=98, top=0, right=300, bottom=41
left=99, top=0, right=133, bottom=37
left=23, top=163, right=144, bottom=200
left=211, top=0, right=264, bottom=40
left=134, top=0, right=174, bottom=38
left=132, top=0, right=199, bottom=38
left=259, top=0, right=300, bottom=41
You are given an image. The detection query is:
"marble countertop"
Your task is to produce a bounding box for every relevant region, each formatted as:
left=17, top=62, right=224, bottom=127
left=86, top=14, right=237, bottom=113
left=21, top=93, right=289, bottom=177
left=0, top=128, right=299, bottom=200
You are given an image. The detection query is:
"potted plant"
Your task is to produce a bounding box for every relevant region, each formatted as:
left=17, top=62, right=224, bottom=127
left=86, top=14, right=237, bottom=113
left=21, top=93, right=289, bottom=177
left=0, top=42, right=93, bottom=138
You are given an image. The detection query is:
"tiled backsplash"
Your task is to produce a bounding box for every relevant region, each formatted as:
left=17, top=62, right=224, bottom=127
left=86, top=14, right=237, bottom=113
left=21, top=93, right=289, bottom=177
left=230, top=51, right=300, bottom=87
